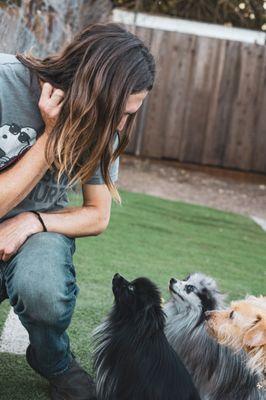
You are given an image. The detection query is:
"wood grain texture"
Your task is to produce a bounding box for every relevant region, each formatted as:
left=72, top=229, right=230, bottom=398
left=125, top=24, right=266, bottom=173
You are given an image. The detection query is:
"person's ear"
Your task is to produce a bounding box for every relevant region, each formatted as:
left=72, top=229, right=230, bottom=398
left=243, top=317, right=266, bottom=347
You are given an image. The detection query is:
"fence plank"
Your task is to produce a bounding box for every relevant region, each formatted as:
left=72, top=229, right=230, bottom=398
left=250, top=47, right=266, bottom=172
left=178, top=36, right=217, bottom=163
left=223, top=42, right=265, bottom=170
left=125, top=25, right=153, bottom=155
left=141, top=28, right=173, bottom=158
left=202, top=40, right=239, bottom=166
left=162, top=33, right=196, bottom=159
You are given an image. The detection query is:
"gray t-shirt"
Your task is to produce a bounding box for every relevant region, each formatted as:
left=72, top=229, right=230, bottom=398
left=0, top=53, right=119, bottom=223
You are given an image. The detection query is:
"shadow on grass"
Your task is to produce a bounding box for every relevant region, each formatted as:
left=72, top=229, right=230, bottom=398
left=0, top=353, right=49, bottom=399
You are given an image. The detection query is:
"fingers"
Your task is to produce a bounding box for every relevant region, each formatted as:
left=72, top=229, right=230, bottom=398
left=39, top=82, right=65, bottom=108
left=38, top=82, right=65, bottom=133
left=1, top=252, right=12, bottom=262
left=50, top=88, right=65, bottom=107
left=39, top=82, right=53, bottom=103
left=1, top=251, right=13, bottom=262
left=1, top=244, right=16, bottom=262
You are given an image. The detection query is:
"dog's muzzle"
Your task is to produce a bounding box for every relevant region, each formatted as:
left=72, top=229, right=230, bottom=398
left=169, top=278, right=177, bottom=292
left=112, top=273, right=126, bottom=287
left=112, top=273, right=129, bottom=296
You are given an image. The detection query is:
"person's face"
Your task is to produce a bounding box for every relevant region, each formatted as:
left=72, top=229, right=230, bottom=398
left=117, top=91, right=148, bottom=132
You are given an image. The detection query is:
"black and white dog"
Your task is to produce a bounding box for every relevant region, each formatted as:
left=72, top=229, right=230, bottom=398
left=164, top=273, right=264, bottom=400
left=93, top=273, right=201, bottom=400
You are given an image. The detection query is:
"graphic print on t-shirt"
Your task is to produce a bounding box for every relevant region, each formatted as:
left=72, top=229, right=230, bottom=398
left=0, top=123, right=37, bottom=170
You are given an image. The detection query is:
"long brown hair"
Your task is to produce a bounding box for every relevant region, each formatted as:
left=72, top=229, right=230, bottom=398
left=16, top=23, right=155, bottom=202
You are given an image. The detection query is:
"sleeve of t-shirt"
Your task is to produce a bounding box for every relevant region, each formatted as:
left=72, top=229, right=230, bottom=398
left=84, top=133, right=120, bottom=185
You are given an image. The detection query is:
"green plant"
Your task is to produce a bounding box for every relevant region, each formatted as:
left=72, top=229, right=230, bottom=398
left=113, top=0, right=266, bottom=31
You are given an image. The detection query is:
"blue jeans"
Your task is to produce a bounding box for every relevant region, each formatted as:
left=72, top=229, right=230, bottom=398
left=0, top=232, right=79, bottom=379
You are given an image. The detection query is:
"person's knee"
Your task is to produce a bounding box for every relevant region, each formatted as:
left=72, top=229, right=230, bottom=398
left=13, top=276, right=77, bottom=328
left=6, top=232, right=77, bottom=328
left=19, top=232, right=75, bottom=263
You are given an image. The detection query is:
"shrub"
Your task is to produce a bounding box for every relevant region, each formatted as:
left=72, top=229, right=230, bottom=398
left=113, top=0, right=266, bottom=31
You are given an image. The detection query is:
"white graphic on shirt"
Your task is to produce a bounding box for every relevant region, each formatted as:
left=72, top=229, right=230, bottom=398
left=0, top=123, right=37, bottom=169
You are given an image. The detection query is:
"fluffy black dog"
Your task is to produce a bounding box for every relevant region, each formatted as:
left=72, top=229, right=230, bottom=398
left=93, top=273, right=201, bottom=400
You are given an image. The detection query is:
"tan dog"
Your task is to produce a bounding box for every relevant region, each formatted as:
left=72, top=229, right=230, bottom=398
left=206, top=296, right=266, bottom=377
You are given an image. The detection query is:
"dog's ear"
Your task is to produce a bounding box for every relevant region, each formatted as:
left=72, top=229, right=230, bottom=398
left=198, top=288, right=217, bottom=312
left=243, top=318, right=266, bottom=347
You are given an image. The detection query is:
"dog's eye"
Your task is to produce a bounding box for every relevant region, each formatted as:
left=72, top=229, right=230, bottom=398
left=185, top=285, right=196, bottom=294
left=128, top=285, right=134, bottom=292
left=229, top=311, right=234, bottom=319
left=254, top=315, right=261, bottom=324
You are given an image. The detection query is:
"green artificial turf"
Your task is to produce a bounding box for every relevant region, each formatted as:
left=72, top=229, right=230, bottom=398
left=0, top=190, right=265, bottom=399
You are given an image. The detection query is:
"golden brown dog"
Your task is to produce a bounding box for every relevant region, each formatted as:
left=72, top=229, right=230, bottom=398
left=206, top=296, right=266, bottom=377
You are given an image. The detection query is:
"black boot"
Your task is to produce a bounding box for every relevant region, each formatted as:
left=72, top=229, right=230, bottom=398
left=49, top=357, right=96, bottom=400
left=26, top=345, right=96, bottom=400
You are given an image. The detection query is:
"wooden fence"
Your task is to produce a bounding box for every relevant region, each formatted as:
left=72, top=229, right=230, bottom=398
left=113, top=10, right=266, bottom=174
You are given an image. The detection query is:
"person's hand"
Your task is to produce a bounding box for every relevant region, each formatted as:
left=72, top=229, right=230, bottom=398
left=0, top=212, right=43, bottom=262
left=38, top=82, right=65, bottom=135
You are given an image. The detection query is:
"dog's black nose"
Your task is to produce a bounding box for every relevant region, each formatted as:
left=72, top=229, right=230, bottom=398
left=112, top=273, right=125, bottom=287
left=170, top=278, right=177, bottom=285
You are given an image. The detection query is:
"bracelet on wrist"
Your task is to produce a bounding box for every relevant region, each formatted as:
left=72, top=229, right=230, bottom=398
left=31, top=211, right=47, bottom=232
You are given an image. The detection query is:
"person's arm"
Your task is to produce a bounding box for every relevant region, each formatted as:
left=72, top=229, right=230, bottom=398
left=0, top=82, right=64, bottom=219
left=0, top=184, right=112, bottom=261
left=38, top=183, right=112, bottom=238
left=0, top=132, right=51, bottom=219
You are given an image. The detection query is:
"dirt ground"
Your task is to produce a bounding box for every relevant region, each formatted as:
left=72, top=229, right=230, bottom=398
left=118, top=155, right=266, bottom=220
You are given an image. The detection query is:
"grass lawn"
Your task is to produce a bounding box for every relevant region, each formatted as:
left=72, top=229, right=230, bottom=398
left=0, top=190, right=265, bottom=399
